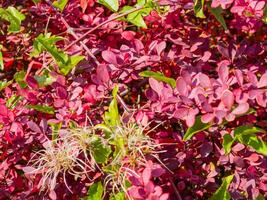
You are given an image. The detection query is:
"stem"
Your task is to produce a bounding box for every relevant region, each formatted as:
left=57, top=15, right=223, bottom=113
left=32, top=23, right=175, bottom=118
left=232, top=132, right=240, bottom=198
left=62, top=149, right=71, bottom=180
left=63, top=6, right=143, bottom=51
left=44, top=6, right=143, bottom=69
left=117, top=94, right=132, bottom=113
left=60, top=17, right=100, bottom=65
left=169, top=178, right=183, bottom=200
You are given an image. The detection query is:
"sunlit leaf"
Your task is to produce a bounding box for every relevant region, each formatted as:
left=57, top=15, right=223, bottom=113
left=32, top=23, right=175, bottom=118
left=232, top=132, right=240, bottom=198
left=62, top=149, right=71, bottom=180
left=231, top=126, right=267, bottom=156
left=183, top=116, right=211, bottom=141
left=127, top=9, right=147, bottom=28
left=234, top=126, right=265, bottom=137
left=120, top=4, right=152, bottom=28
left=237, top=134, right=267, bottom=156
left=194, top=0, right=205, bottom=18
left=104, top=85, right=120, bottom=126
left=6, top=95, right=23, bottom=109
left=263, top=6, right=267, bottom=24
left=31, top=33, right=67, bottom=63
left=32, top=0, right=41, bottom=3
left=210, top=6, right=227, bottom=30
left=14, top=70, right=27, bottom=88
left=210, top=174, right=234, bottom=200
left=27, top=104, right=55, bottom=114
left=0, top=6, right=25, bottom=33
left=31, top=33, right=84, bottom=76
left=86, top=182, right=103, bottom=200
left=59, top=55, right=84, bottom=76
left=0, top=80, right=13, bottom=91
left=52, top=0, right=68, bottom=11
left=255, top=194, right=265, bottom=200
left=0, top=45, right=3, bottom=70
left=91, top=136, right=112, bottom=164
left=48, top=122, right=62, bottom=141
left=98, top=0, right=119, bottom=12
left=222, top=134, right=235, bottom=154
left=139, top=70, right=176, bottom=88
left=110, top=192, right=125, bottom=200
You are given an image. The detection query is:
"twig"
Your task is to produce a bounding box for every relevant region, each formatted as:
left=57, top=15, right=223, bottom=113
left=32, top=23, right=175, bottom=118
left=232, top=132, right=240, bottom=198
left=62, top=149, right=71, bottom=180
left=60, top=17, right=100, bottom=65
left=169, top=178, right=183, bottom=200
left=44, top=6, right=143, bottom=68
left=63, top=5, right=144, bottom=51
left=117, top=94, right=134, bottom=113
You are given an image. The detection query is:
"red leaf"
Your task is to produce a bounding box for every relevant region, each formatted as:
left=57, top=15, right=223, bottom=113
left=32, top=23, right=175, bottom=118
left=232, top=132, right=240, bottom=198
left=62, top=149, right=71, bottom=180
left=26, top=76, right=39, bottom=89
left=221, top=90, right=234, bottom=110
left=122, top=31, right=136, bottom=41
left=102, top=50, right=118, bottom=65
left=80, top=0, right=88, bottom=12
left=142, top=166, right=152, bottom=185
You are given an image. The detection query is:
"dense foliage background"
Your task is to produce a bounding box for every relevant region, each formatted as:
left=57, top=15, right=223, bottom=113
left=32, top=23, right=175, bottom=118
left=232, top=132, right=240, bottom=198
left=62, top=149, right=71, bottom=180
left=0, top=0, right=266, bottom=199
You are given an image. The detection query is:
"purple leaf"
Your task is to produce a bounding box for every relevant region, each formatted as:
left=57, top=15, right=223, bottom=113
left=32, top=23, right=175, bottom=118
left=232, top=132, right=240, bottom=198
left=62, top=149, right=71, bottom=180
left=258, top=72, right=267, bottom=88
left=142, top=166, right=152, bottom=185
left=27, top=121, right=42, bottom=134
left=176, top=77, right=188, bottom=96
left=96, top=64, right=110, bottom=84
left=200, top=142, right=213, bottom=157
left=102, top=50, right=117, bottom=65
left=26, top=76, right=38, bottom=89
left=218, top=60, right=230, bottom=83
left=232, top=103, right=249, bottom=115
left=221, top=90, right=234, bottom=110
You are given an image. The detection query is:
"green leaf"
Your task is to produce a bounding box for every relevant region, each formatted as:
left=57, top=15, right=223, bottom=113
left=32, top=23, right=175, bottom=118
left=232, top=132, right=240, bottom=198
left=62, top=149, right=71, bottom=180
left=31, top=33, right=67, bottom=63
left=120, top=5, right=152, bottom=28
left=223, top=134, right=235, bottom=155
left=34, top=74, right=56, bottom=87
left=194, top=0, right=205, bottom=18
left=0, top=6, right=25, bottom=33
left=86, top=182, right=103, bottom=200
left=127, top=10, right=147, bottom=28
left=210, top=175, right=234, bottom=200
left=139, top=70, right=176, bottom=88
left=98, top=0, right=119, bottom=12
left=6, top=95, right=23, bottom=109
left=94, top=124, right=113, bottom=135
left=0, top=52, right=3, bottom=71
left=14, top=71, right=27, bottom=88
left=0, top=80, right=12, bottom=91
left=110, top=192, right=125, bottom=200
left=233, top=126, right=267, bottom=156
left=48, top=122, right=62, bottom=141
left=263, top=6, right=267, bottom=24
left=59, top=55, right=84, bottom=76
left=27, top=104, right=55, bottom=114
left=183, top=116, right=211, bottom=141
left=210, top=7, right=227, bottom=30
left=104, top=85, right=120, bottom=126
left=237, top=134, right=267, bottom=156
left=91, top=136, right=112, bottom=164
left=68, top=120, right=78, bottom=129
left=0, top=45, right=3, bottom=71
left=52, top=0, right=68, bottom=11
left=234, top=126, right=265, bottom=137
left=32, top=0, right=41, bottom=3
left=31, top=33, right=84, bottom=76
left=255, top=194, right=265, bottom=200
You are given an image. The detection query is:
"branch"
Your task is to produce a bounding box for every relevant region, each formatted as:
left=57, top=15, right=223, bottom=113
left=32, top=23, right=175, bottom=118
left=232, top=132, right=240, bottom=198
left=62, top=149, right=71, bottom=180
left=169, top=178, right=183, bottom=200
left=63, top=5, right=144, bottom=51
left=60, top=17, right=100, bottom=65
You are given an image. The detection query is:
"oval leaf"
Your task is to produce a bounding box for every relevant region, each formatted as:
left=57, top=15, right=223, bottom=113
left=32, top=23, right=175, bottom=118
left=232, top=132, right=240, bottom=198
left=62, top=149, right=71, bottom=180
left=183, top=116, right=211, bottom=141
left=139, top=71, right=176, bottom=88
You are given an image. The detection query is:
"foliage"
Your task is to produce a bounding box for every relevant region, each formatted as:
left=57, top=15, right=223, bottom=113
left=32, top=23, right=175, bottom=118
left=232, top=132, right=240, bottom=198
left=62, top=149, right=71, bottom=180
left=210, top=174, right=234, bottom=200
left=0, top=0, right=266, bottom=200
left=0, top=6, right=25, bottom=32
